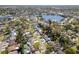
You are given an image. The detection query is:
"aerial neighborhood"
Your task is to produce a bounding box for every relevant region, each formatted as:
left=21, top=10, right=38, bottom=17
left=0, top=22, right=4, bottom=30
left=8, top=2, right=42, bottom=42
left=0, top=6, right=79, bottom=54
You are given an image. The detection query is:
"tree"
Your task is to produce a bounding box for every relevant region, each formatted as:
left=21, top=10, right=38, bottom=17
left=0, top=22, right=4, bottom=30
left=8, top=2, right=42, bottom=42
left=16, top=28, right=28, bottom=44
left=65, top=47, right=77, bottom=54
left=48, top=20, right=52, bottom=25
left=4, top=28, right=11, bottom=35
left=59, top=36, right=70, bottom=48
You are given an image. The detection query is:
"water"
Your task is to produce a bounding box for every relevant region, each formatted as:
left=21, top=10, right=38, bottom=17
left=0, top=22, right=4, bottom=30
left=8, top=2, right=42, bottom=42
left=42, top=15, right=64, bottom=22
left=0, top=15, right=13, bottom=20
left=0, top=14, right=64, bottom=22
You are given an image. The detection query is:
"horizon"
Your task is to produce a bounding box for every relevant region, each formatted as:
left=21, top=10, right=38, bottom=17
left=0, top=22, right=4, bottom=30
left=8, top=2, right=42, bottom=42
left=0, top=5, right=79, bottom=9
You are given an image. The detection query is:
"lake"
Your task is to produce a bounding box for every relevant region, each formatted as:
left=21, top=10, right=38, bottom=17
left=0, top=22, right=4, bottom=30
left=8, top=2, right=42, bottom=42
left=0, top=14, right=64, bottom=22
left=0, top=15, right=13, bottom=20
left=42, top=15, right=64, bottom=22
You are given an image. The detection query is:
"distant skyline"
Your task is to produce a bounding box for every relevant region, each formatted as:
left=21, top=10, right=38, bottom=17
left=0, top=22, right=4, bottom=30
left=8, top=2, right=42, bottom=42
left=0, top=5, right=79, bottom=9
